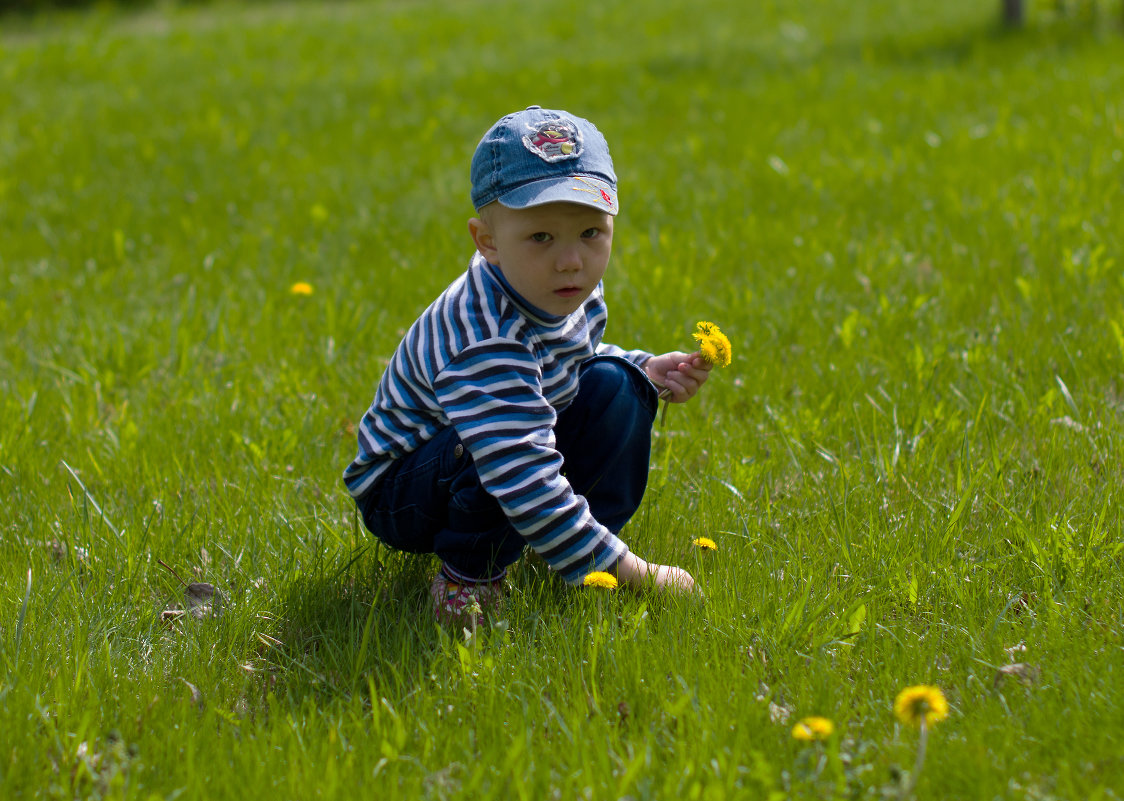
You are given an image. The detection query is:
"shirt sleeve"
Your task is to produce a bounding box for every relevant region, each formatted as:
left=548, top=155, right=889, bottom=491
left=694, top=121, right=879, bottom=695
left=432, top=339, right=629, bottom=583
left=595, top=342, right=653, bottom=369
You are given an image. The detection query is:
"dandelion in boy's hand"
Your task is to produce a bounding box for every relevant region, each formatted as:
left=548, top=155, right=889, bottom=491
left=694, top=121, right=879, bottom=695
left=692, top=321, right=732, bottom=368
left=658, top=320, right=732, bottom=424
left=692, top=536, right=718, bottom=551
left=583, top=571, right=619, bottom=590
left=290, top=281, right=314, bottom=296
left=791, top=716, right=834, bottom=741
left=894, top=685, right=948, bottom=727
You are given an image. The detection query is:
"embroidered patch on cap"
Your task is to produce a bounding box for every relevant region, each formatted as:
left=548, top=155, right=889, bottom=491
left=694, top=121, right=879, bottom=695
left=522, top=119, right=583, bottom=162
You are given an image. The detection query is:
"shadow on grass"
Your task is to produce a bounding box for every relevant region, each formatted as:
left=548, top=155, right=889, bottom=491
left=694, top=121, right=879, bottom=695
left=264, top=537, right=700, bottom=712
left=269, top=543, right=444, bottom=703
left=848, top=11, right=1122, bottom=70
left=641, top=9, right=1118, bottom=84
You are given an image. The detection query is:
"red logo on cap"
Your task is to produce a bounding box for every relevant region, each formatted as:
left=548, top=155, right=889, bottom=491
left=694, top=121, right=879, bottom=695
left=570, top=176, right=614, bottom=208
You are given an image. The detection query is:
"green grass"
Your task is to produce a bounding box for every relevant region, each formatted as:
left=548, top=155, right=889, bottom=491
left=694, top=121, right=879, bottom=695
left=2, top=0, right=1124, bottom=797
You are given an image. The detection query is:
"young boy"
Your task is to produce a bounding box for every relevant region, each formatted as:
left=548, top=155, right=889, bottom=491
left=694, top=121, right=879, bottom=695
left=344, top=106, right=711, bottom=623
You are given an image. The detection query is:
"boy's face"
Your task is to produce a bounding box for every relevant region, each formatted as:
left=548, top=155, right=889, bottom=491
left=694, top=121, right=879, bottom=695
left=469, top=201, right=614, bottom=317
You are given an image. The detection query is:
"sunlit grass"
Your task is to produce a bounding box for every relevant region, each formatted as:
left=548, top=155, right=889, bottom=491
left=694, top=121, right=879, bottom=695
left=2, top=0, right=1123, bottom=798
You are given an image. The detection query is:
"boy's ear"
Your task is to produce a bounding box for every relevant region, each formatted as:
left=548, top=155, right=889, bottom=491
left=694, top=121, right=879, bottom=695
left=468, top=216, right=499, bottom=263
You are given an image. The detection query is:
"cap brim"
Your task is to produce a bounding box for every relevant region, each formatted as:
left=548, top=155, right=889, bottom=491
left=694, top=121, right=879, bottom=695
left=497, top=175, right=618, bottom=216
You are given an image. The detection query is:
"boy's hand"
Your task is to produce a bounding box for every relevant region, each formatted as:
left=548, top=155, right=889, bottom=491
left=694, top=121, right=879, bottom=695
left=614, top=553, right=696, bottom=593
left=645, top=351, right=712, bottom=404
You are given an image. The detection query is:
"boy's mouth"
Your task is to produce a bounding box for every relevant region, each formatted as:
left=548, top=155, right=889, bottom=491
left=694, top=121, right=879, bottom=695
left=554, top=286, right=583, bottom=298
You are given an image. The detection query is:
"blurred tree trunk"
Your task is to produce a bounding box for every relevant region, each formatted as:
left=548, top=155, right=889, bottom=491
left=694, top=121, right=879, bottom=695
left=1002, top=0, right=1024, bottom=25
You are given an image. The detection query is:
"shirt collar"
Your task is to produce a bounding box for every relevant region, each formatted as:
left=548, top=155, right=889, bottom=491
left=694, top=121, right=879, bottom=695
left=475, top=253, right=568, bottom=326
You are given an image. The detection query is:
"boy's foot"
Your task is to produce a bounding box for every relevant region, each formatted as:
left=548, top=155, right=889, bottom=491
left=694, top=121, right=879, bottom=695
left=430, top=570, right=504, bottom=626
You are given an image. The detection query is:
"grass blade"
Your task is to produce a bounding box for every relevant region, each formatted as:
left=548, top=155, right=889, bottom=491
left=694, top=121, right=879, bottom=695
left=12, top=568, right=33, bottom=678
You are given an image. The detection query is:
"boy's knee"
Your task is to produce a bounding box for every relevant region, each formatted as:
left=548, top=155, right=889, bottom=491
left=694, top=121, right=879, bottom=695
left=579, top=357, right=657, bottom=421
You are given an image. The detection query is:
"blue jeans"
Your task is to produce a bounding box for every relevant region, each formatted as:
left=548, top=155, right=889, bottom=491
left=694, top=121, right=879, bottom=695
left=355, top=355, right=658, bottom=582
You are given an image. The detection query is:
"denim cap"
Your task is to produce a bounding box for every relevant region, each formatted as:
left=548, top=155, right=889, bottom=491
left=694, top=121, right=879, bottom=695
left=470, top=106, right=618, bottom=216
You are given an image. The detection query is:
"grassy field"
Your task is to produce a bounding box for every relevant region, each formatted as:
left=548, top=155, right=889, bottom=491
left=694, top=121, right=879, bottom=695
left=2, top=0, right=1124, bottom=797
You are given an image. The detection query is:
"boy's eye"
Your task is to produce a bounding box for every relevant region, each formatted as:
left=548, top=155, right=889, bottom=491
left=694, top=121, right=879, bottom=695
left=581, top=228, right=600, bottom=239
left=530, top=232, right=552, bottom=242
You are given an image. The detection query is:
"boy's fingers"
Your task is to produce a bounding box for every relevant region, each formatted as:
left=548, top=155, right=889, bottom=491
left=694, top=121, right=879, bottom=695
left=663, top=377, right=692, bottom=402
left=663, top=566, right=696, bottom=593
left=667, top=370, right=706, bottom=400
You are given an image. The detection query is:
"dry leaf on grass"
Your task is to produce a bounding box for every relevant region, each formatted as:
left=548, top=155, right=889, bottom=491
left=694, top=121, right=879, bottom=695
left=993, top=662, right=1040, bottom=689
left=157, top=559, right=223, bottom=623
left=185, top=581, right=221, bottom=617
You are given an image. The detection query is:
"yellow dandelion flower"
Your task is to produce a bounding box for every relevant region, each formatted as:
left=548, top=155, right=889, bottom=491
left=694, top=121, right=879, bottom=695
left=692, top=536, right=718, bottom=551
left=583, top=571, right=618, bottom=589
left=791, top=717, right=834, bottom=741
left=692, top=320, right=732, bottom=368
left=894, top=685, right=949, bottom=727
left=290, top=281, right=314, bottom=296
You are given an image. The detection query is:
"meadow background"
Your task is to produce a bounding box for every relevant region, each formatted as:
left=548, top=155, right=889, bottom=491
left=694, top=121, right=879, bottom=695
left=2, top=0, right=1124, bottom=798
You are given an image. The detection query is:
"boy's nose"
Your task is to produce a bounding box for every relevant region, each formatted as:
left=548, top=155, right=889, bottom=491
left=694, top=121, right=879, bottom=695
left=555, top=246, right=582, bottom=272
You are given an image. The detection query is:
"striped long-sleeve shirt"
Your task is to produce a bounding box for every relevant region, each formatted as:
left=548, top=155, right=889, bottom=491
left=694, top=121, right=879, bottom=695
left=343, top=252, right=652, bottom=584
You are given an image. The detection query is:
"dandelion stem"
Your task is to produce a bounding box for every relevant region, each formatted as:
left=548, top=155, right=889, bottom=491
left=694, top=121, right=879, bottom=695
left=657, top=387, right=671, bottom=426
left=902, top=714, right=929, bottom=799
left=812, top=749, right=827, bottom=781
